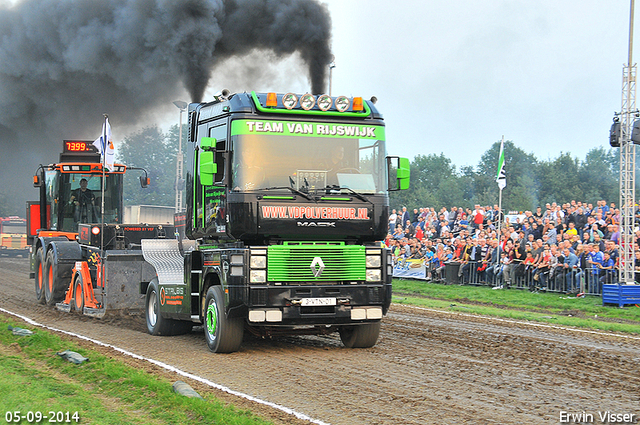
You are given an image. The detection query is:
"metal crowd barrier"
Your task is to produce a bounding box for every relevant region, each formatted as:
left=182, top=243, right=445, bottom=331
left=438, top=261, right=614, bottom=295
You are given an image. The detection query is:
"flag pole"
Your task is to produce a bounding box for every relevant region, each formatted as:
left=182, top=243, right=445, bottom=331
left=496, top=135, right=506, bottom=277
left=101, top=114, right=108, bottom=251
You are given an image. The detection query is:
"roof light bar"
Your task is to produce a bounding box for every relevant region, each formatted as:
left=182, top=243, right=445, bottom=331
left=353, top=97, right=364, bottom=112
left=266, top=92, right=277, bottom=107
left=250, top=91, right=371, bottom=117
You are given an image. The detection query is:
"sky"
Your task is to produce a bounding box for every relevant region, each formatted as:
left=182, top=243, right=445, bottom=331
left=312, top=0, right=635, bottom=168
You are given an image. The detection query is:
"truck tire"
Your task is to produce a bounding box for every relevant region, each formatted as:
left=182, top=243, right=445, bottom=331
left=339, top=322, right=381, bottom=348
left=43, top=249, right=68, bottom=305
left=34, top=247, right=46, bottom=304
left=145, top=279, right=192, bottom=336
left=145, top=279, right=173, bottom=336
left=203, top=285, right=244, bottom=353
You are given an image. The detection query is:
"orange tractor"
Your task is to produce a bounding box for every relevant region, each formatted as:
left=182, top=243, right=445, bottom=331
left=27, top=140, right=170, bottom=317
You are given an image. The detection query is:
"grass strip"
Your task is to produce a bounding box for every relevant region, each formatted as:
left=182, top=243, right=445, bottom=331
left=0, top=314, right=272, bottom=425
left=392, top=279, right=640, bottom=335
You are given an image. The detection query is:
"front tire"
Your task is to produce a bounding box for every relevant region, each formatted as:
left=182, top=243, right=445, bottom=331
left=34, top=247, right=46, bottom=304
left=339, top=322, right=381, bottom=348
left=203, top=286, right=244, bottom=353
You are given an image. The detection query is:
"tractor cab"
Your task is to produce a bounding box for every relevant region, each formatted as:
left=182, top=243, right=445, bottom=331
left=28, top=140, right=128, bottom=240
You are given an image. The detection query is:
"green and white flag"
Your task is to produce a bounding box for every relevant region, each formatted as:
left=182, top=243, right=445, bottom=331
left=496, top=138, right=506, bottom=190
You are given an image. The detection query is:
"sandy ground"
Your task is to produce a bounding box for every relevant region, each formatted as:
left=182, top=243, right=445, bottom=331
left=1, top=256, right=639, bottom=425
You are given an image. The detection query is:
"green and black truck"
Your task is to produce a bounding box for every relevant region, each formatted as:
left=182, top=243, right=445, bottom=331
left=157, top=91, right=410, bottom=352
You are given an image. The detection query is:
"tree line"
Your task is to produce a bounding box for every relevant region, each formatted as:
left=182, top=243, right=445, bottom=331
left=389, top=141, right=621, bottom=213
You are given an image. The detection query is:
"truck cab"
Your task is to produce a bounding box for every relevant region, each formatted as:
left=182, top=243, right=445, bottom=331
left=143, top=91, right=410, bottom=353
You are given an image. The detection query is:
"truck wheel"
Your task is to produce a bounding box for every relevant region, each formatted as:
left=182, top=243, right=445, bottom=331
left=204, top=286, right=244, bottom=353
left=145, top=279, right=172, bottom=335
left=339, top=322, right=381, bottom=348
left=73, top=273, right=84, bottom=312
left=34, top=247, right=46, bottom=304
left=144, top=279, right=192, bottom=336
left=43, top=249, right=67, bottom=305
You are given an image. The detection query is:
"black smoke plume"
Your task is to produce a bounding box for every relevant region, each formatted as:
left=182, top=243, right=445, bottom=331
left=0, top=0, right=332, bottom=213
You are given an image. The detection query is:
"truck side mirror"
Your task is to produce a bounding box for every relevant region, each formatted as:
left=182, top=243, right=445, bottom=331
left=200, top=137, right=216, bottom=150
left=198, top=137, right=218, bottom=186
left=140, top=176, right=150, bottom=188
left=386, top=156, right=410, bottom=191
left=397, top=157, right=410, bottom=190
left=33, top=174, right=42, bottom=188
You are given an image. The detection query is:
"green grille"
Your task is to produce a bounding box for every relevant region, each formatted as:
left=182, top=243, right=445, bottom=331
left=267, top=242, right=366, bottom=281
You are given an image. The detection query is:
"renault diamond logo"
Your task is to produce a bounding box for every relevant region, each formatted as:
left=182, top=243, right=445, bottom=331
left=310, top=257, right=325, bottom=278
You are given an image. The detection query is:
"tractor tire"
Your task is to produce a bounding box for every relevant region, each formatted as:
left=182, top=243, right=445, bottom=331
left=145, top=279, right=192, bottom=336
left=339, top=322, right=381, bottom=348
left=43, top=249, right=69, bottom=306
left=34, top=247, right=46, bottom=304
left=73, top=273, right=85, bottom=312
left=203, top=286, right=244, bottom=353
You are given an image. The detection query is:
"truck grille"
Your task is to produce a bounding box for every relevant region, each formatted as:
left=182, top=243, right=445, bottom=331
left=267, top=242, right=365, bottom=282
left=2, top=236, right=25, bottom=249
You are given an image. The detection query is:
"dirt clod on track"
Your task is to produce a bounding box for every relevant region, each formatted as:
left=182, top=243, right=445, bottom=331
left=1, top=257, right=639, bottom=424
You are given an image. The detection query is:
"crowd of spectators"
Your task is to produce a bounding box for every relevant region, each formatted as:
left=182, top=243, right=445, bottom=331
left=385, top=200, right=638, bottom=293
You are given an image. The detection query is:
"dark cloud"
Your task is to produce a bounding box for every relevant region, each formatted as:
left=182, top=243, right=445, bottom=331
left=0, top=0, right=332, bottom=213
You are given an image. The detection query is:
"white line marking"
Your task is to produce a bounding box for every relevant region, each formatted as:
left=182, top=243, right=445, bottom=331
left=0, top=307, right=331, bottom=425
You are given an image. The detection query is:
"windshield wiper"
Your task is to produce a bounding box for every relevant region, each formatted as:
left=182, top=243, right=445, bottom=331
left=325, top=185, right=372, bottom=205
left=263, top=186, right=315, bottom=202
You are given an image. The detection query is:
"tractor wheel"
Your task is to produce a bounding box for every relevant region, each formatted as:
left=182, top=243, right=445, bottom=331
left=73, top=273, right=85, bottom=312
left=43, top=249, right=67, bottom=305
left=203, top=286, right=244, bottom=353
left=339, top=322, right=381, bottom=348
left=34, top=247, right=46, bottom=304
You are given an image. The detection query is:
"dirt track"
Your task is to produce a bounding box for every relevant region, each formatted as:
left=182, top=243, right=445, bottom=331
left=1, top=256, right=639, bottom=425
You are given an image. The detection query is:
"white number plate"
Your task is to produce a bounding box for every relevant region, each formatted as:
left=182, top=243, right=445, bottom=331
left=301, top=297, right=337, bottom=306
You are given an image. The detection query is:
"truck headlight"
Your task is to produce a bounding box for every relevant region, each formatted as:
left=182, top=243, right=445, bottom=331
left=366, top=255, right=381, bottom=268
left=230, top=254, right=244, bottom=265
left=366, top=269, right=381, bottom=282
left=230, top=266, right=244, bottom=277
left=250, top=270, right=267, bottom=283
left=250, top=256, right=266, bottom=269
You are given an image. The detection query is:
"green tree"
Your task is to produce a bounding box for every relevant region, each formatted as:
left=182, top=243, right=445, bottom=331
left=578, top=147, right=619, bottom=204
left=475, top=140, right=539, bottom=211
left=0, top=190, right=13, bottom=216
left=390, top=153, right=461, bottom=210
left=537, top=152, right=582, bottom=204
left=117, top=126, right=176, bottom=207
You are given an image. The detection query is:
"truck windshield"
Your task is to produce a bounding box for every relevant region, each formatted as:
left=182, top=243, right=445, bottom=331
left=1, top=223, right=26, bottom=234
left=46, top=172, right=123, bottom=232
left=230, top=120, right=387, bottom=194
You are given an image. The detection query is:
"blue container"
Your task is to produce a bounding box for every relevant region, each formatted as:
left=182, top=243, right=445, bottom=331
left=602, top=284, right=640, bottom=307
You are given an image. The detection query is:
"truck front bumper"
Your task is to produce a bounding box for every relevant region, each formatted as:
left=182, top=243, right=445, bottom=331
left=236, top=283, right=390, bottom=326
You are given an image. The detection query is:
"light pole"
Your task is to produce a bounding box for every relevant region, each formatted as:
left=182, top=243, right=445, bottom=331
left=172, top=100, right=187, bottom=213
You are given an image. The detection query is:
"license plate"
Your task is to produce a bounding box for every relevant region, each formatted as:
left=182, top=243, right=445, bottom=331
left=301, top=297, right=337, bottom=306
